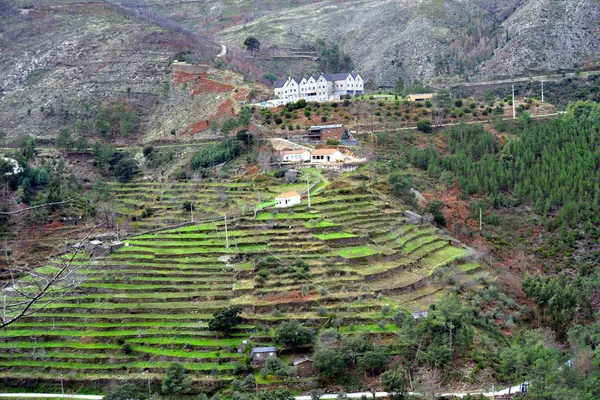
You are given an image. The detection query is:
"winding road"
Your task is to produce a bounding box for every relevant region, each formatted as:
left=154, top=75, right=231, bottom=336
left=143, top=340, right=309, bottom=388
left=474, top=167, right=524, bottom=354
left=217, top=44, right=227, bottom=58
left=0, top=383, right=525, bottom=399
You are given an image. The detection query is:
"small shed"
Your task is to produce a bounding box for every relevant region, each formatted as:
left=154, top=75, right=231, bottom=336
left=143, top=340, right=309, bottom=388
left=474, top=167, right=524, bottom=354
left=251, top=346, right=277, bottom=366
left=407, top=93, right=434, bottom=102
left=62, top=216, right=83, bottom=226
left=292, top=356, right=315, bottom=378
left=275, top=191, right=301, bottom=208
left=237, top=340, right=249, bottom=354
left=281, top=149, right=310, bottom=163
left=411, top=311, right=428, bottom=319
left=310, top=149, right=344, bottom=163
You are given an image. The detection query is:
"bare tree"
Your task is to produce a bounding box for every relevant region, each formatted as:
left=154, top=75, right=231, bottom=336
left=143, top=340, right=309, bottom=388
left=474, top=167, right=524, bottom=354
left=419, top=368, right=442, bottom=399
left=1, top=223, right=105, bottom=329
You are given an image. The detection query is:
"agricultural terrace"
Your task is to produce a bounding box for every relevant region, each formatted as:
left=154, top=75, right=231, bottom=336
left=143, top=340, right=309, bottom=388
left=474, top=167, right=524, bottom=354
left=0, top=170, right=480, bottom=391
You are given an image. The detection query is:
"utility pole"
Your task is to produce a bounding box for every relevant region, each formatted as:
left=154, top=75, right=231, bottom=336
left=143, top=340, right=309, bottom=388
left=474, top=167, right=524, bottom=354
left=541, top=81, right=544, bottom=102
left=224, top=214, right=229, bottom=249
left=479, top=208, right=483, bottom=232
left=61, top=375, right=64, bottom=394
left=306, top=175, right=311, bottom=209
left=190, top=203, right=194, bottom=222
left=512, top=85, right=516, bottom=119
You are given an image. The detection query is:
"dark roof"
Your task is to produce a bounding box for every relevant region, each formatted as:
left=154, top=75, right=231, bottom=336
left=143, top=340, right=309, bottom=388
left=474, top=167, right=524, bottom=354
left=309, top=124, right=343, bottom=130
left=332, top=72, right=351, bottom=80
left=251, top=346, right=277, bottom=353
left=274, top=79, right=287, bottom=89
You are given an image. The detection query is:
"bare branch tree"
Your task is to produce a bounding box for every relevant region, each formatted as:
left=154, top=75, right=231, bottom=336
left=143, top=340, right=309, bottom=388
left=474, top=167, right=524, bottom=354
left=1, top=222, right=106, bottom=329
left=0, top=199, right=72, bottom=215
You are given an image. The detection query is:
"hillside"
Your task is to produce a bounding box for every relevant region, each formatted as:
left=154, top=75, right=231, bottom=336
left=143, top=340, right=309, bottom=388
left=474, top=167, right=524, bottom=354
left=118, top=0, right=600, bottom=86
left=0, top=1, right=263, bottom=146
left=0, top=171, right=486, bottom=394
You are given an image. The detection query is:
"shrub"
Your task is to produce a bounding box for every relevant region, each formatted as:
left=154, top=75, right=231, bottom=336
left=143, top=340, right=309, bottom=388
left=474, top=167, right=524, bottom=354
left=113, top=157, right=138, bottom=182
left=161, top=362, right=192, bottom=394
left=142, top=145, right=154, bottom=157
left=316, top=306, right=328, bottom=317
left=417, top=120, right=433, bottom=133
left=275, top=321, right=314, bottom=348
left=191, top=140, right=240, bottom=169
left=321, top=116, right=328, bottom=123
left=104, top=383, right=143, bottom=400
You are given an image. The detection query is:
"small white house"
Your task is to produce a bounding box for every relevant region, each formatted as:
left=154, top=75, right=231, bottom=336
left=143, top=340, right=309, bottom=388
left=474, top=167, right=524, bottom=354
left=275, top=191, right=301, bottom=208
left=281, top=149, right=311, bottom=163
left=310, top=149, right=344, bottom=163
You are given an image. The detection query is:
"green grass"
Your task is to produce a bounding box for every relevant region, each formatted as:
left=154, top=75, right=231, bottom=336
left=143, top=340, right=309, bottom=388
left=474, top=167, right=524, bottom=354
left=338, top=323, right=399, bottom=333
left=304, top=220, right=339, bottom=228
left=338, top=246, right=380, bottom=258
left=255, top=212, right=319, bottom=220
left=314, top=232, right=357, bottom=240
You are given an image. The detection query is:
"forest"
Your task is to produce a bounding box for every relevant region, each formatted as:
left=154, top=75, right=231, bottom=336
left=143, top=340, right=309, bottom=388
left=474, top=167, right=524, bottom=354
left=411, top=101, right=600, bottom=249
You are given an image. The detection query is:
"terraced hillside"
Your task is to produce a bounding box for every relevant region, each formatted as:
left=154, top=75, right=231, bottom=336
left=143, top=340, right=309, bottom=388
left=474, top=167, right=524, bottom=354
left=0, top=172, right=478, bottom=392
left=111, top=180, right=284, bottom=234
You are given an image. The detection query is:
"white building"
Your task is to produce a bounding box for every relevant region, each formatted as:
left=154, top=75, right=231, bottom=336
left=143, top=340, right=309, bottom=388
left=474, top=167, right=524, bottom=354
left=274, top=72, right=364, bottom=104
left=275, top=191, right=302, bottom=208
left=281, top=149, right=311, bottom=163
left=310, top=149, right=345, bottom=163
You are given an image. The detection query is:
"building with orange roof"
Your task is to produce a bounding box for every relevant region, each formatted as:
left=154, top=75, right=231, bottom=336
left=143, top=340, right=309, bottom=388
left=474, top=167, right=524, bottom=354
left=310, top=148, right=344, bottom=163
left=281, top=149, right=311, bottom=162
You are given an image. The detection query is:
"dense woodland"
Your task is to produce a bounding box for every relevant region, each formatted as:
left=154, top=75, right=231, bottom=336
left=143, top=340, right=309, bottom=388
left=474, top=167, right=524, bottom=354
left=402, top=100, right=600, bottom=399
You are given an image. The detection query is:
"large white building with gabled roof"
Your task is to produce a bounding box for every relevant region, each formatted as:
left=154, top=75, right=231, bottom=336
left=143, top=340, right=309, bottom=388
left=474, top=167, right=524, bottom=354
left=273, top=72, right=364, bottom=104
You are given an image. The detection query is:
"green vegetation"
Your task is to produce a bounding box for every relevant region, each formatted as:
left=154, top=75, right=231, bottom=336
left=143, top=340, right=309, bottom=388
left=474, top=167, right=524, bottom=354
left=191, top=140, right=240, bottom=169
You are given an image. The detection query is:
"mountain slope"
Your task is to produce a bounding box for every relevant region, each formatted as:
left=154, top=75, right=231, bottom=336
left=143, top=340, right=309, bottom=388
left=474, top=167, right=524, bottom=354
left=125, top=0, right=599, bottom=86
left=0, top=1, right=231, bottom=145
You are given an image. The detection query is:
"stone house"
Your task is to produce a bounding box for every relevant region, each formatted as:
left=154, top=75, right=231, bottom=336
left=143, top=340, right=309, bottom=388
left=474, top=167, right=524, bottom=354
left=292, top=356, right=315, bottom=378
left=307, top=124, right=346, bottom=142
left=251, top=346, right=277, bottom=366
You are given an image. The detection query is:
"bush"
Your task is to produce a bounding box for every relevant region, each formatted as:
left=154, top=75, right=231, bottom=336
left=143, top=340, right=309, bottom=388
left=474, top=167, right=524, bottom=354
left=321, top=116, right=328, bottom=123
left=191, top=140, right=240, bottom=169
left=105, top=383, right=144, bottom=400
left=142, top=145, right=154, bottom=157
left=161, top=362, right=192, bottom=394
left=316, top=306, right=328, bottom=317
left=113, top=156, right=138, bottom=182
left=275, top=321, right=314, bottom=348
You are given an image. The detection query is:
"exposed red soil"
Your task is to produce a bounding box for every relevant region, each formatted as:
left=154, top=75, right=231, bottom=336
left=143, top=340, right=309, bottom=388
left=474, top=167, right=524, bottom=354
left=192, top=77, right=234, bottom=95
left=182, top=99, right=236, bottom=136
left=173, top=71, right=199, bottom=84
left=262, top=290, right=316, bottom=304
left=425, top=182, right=476, bottom=231
left=233, top=88, right=250, bottom=102
left=182, top=120, right=211, bottom=136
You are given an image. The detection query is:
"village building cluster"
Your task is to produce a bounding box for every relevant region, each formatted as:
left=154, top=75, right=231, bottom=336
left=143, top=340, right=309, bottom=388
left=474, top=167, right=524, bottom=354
left=273, top=72, right=364, bottom=104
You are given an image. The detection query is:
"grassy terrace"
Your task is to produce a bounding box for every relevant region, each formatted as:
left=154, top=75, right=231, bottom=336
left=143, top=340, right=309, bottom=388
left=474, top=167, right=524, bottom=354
left=1, top=176, right=473, bottom=384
